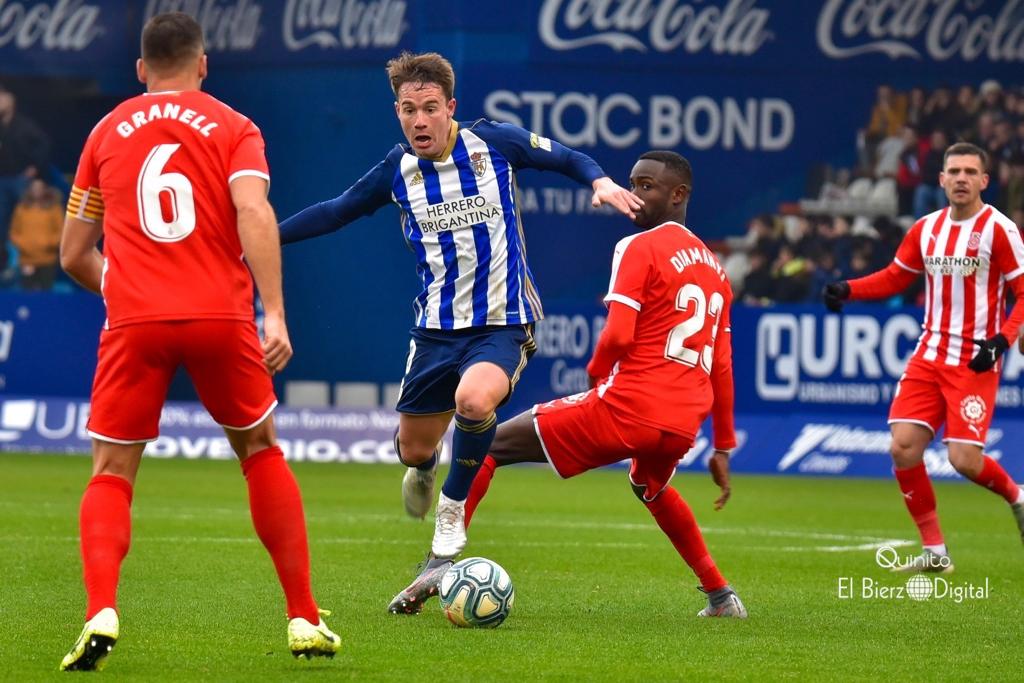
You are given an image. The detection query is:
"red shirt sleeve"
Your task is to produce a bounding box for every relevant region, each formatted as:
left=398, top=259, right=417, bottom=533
left=604, top=235, right=650, bottom=312
left=228, top=117, right=270, bottom=184
left=848, top=220, right=923, bottom=300
left=586, top=301, right=638, bottom=380
left=67, top=125, right=104, bottom=223
left=709, top=288, right=736, bottom=450
left=992, top=220, right=1024, bottom=341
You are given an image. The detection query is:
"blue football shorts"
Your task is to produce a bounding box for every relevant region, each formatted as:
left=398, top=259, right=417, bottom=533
left=395, top=324, right=536, bottom=414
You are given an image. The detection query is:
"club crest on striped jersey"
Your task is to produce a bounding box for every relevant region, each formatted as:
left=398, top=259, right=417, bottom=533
left=967, top=232, right=982, bottom=250
left=470, top=152, right=487, bottom=178
left=959, top=395, right=986, bottom=424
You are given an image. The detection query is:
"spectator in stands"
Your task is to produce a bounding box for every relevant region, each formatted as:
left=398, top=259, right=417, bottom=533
left=1001, top=153, right=1024, bottom=227
left=859, top=85, right=907, bottom=174
left=956, top=84, right=979, bottom=122
left=9, top=178, right=62, bottom=290
left=922, top=85, right=958, bottom=137
left=905, top=87, right=927, bottom=130
left=0, top=84, right=51, bottom=284
left=771, top=243, right=811, bottom=302
left=969, top=111, right=996, bottom=149
left=806, top=248, right=841, bottom=304
left=876, top=124, right=915, bottom=178
left=978, top=79, right=1004, bottom=118
left=740, top=248, right=775, bottom=305
left=914, top=129, right=948, bottom=216
left=896, top=127, right=923, bottom=215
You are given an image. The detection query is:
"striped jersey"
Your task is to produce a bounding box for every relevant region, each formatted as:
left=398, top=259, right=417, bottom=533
left=278, top=119, right=605, bottom=330
left=895, top=205, right=1024, bottom=365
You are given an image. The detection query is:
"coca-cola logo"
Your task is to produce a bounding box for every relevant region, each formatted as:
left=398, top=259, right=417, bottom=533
left=283, top=0, right=407, bottom=51
left=144, top=0, right=262, bottom=52
left=537, top=0, right=772, bottom=55
left=0, top=0, right=103, bottom=51
left=817, top=0, right=1024, bottom=62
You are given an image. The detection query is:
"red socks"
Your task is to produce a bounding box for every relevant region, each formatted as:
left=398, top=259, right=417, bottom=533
left=970, top=456, right=1021, bottom=504
left=645, top=486, right=726, bottom=593
left=241, top=446, right=319, bottom=623
left=80, top=474, right=133, bottom=621
left=894, top=463, right=944, bottom=546
left=464, top=455, right=497, bottom=530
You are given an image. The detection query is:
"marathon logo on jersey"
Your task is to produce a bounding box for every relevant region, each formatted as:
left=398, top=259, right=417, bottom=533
left=923, top=255, right=984, bottom=277
left=419, top=195, right=501, bottom=234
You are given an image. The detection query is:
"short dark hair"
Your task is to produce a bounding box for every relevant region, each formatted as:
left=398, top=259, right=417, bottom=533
left=141, top=12, right=204, bottom=72
left=387, top=52, right=455, bottom=101
left=943, top=141, right=988, bottom=169
left=639, top=150, right=693, bottom=187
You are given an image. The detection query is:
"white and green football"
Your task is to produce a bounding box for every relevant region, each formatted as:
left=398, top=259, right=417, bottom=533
left=438, top=557, right=515, bottom=628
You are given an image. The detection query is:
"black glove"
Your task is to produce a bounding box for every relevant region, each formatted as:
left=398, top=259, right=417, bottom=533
left=823, top=281, right=851, bottom=313
left=968, top=334, right=1009, bottom=373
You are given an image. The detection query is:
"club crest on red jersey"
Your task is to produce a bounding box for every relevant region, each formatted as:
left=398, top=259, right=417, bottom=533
left=967, top=232, right=982, bottom=250
left=470, top=152, right=487, bottom=178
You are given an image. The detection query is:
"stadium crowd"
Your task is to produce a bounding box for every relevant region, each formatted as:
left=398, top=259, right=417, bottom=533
left=722, top=79, right=1024, bottom=307
left=0, top=82, right=62, bottom=291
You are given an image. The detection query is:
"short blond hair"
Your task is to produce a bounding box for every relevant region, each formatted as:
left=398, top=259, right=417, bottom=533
left=386, top=51, right=455, bottom=101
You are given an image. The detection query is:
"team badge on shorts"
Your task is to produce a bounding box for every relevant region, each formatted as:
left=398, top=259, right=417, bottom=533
left=470, top=152, right=488, bottom=178
left=960, top=395, right=987, bottom=424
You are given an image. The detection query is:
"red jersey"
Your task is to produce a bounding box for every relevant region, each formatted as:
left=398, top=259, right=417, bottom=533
left=595, top=222, right=736, bottom=447
left=888, top=205, right=1024, bottom=366
left=67, top=90, right=269, bottom=329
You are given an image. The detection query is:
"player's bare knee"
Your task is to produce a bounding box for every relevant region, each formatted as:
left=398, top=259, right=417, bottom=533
left=890, top=439, right=924, bottom=468
left=454, top=395, right=496, bottom=421
left=947, top=445, right=983, bottom=478
left=395, top=436, right=434, bottom=467
left=226, top=418, right=276, bottom=459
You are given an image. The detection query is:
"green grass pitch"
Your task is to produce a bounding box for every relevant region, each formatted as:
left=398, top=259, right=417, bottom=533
left=1, top=452, right=1022, bottom=681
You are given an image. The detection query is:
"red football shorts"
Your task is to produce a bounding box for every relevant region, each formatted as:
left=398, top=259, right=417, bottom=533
left=88, top=320, right=277, bottom=443
left=532, top=389, right=694, bottom=500
left=889, top=356, right=1000, bottom=447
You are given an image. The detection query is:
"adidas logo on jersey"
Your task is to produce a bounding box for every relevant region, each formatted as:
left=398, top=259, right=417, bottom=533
left=410, top=171, right=424, bottom=186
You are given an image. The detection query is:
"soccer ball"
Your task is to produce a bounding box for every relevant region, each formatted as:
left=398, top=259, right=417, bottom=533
left=438, top=557, right=515, bottom=628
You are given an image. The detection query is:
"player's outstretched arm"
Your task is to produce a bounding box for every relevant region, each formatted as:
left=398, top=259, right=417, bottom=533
left=279, top=158, right=396, bottom=245
left=232, top=176, right=292, bottom=375
left=59, top=216, right=104, bottom=294
left=591, top=177, right=644, bottom=220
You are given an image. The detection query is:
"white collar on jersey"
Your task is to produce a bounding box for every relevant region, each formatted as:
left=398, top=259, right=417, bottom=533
left=948, top=204, right=989, bottom=225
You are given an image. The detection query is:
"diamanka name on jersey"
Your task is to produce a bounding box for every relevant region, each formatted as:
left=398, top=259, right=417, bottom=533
left=670, top=245, right=724, bottom=277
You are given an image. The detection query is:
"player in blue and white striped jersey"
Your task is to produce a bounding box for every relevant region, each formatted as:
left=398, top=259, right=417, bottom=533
left=280, top=53, right=641, bottom=592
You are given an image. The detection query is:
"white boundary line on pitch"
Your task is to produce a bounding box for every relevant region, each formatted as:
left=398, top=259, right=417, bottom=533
left=0, top=531, right=915, bottom=553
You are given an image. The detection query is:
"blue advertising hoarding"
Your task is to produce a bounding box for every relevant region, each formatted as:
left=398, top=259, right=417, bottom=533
left=3, top=394, right=1021, bottom=482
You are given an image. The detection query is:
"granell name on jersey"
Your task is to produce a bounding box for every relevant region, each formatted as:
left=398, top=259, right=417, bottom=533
left=419, top=196, right=502, bottom=234
left=670, top=246, right=724, bottom=277
left=116, top=103, right=219, bottom=138
left=924, top=254, right=983, bottom=276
